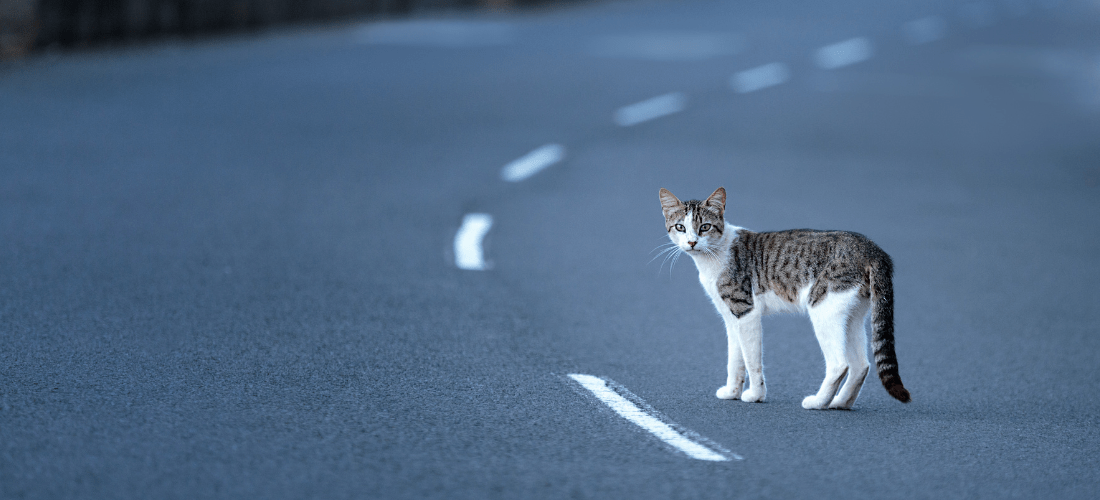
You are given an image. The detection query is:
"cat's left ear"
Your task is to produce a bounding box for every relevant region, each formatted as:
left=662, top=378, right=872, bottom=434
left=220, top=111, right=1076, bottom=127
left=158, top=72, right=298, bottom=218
left=659, top=188, right=683, bottom=214
left=705, top=187, right=726, bottom=218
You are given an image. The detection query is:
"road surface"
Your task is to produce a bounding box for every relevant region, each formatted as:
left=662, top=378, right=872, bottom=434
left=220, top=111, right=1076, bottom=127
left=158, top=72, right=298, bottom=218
left=2, top=0, right=1099, bottom=497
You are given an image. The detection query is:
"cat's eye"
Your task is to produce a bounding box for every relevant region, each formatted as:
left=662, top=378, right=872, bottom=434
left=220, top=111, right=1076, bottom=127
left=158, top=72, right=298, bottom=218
left=675, top=224, right=686, bottom=232
left=699, top=223, right=712, bottom=233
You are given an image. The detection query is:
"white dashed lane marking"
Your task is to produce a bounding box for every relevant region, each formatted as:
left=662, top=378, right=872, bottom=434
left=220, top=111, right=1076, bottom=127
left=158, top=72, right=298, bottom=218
left=614, top=92, right=687, bottom=126
left=568, top=374, right=739, bottom=462
left=903, top=16, right=946, bottom=45
left=814, top=37, right=874, bottom=69
left=731, top=62, right=790, bottom=93
left=455, top=213, right=493, bottom=270
left=357, top=20, right=514, bottom=47
left=500, top=144, right=564, bottom=182
left=589, top=32, right=744, bottom=61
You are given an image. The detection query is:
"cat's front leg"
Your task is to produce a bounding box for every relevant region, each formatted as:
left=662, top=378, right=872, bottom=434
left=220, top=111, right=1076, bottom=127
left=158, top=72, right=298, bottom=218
left=737, top=312, right=766, bottom=403
left=716, top=314, right=746, bottom=400
left=734, top=312, right=770, bottom=402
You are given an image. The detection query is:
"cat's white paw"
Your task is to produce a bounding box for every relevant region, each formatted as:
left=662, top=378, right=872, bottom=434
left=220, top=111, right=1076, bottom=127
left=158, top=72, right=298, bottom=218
left=716, top=385, right=741, bottom=400
left=827, top=395, right=854, bottom=410
left=741, top=386, right=765, bottom=403
left=802, top=395, right=829, bottom=410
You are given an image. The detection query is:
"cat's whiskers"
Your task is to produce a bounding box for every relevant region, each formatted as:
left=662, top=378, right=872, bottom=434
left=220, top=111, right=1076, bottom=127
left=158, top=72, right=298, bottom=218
left=648, top=241, right=679, bottom=260
left=662, top=248, right=684, bottom=276
left=667, top=248, right=683, bottom=277
left=650, top=241, right=685, bottom=276
left=703, top=246, right=721, bottom=262
left=649, top=245, right=678, bottom=263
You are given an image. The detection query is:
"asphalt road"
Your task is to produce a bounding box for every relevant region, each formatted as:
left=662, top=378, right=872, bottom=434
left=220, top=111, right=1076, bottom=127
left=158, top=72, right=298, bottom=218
left=2, top=0, right=1100, bottom=498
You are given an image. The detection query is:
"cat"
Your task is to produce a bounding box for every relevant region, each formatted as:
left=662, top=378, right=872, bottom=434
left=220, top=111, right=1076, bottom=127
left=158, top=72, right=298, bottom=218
left=658, top=187, right=910, bottom=409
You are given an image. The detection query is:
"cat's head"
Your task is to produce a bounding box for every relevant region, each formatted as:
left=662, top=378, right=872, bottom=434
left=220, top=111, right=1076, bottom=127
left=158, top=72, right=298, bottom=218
left=659, top=187, right=726, bottom=253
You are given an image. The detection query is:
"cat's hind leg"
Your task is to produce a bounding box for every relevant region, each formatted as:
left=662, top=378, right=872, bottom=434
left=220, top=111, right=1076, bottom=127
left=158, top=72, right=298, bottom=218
left=803, top=289, right=858, bottom=410
left=717, top=311, right=747, bottom=400
left=828, top=297, right=872, bottom=409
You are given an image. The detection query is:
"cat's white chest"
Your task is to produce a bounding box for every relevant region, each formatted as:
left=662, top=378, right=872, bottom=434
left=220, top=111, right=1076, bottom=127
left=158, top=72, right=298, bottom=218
left=687, top=223, right=740, bottom=316
left=694, top=256, right=728, bottom=314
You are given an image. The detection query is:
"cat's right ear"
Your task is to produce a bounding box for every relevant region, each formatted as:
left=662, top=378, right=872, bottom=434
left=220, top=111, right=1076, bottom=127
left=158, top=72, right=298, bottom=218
left=659, top=188, right=682, bottom=215
left=705, top=187, right=726, bottom=218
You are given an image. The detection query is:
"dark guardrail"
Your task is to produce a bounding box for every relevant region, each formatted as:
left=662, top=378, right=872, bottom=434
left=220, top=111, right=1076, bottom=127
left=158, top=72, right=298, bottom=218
left=1, top=0, right=554, bottom=59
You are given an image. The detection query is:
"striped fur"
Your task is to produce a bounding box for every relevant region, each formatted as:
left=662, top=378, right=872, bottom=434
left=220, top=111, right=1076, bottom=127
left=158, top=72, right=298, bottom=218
left=659, top=187, right=910, bottom=408
left=869, top=254, right=910, bottom=402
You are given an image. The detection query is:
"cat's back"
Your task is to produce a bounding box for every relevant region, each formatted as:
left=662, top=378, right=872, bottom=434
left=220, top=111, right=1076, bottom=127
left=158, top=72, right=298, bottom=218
left=731, top=228, right=890, bottom=302
left=735, top=228, right=885, bottom=262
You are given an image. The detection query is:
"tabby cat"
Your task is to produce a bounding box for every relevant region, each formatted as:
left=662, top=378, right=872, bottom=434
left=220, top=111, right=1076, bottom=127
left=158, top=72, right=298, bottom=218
left=659, top=187, right=910, bottom=409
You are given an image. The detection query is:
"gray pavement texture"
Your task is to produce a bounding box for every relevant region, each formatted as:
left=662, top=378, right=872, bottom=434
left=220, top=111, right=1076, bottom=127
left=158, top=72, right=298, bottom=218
left=2, top=0, right=1100, bottom=498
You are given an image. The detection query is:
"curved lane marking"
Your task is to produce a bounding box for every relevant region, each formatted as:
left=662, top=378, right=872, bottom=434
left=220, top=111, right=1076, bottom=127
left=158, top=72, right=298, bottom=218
left=614, top=92, right=687, bottom=126
left=731, top=62, right=790, bottom=93
left=814, top=37, right=874, bottom=69
left=501, top=144, right=564, bottom=182
left=455, top=213, right=493, bottom=270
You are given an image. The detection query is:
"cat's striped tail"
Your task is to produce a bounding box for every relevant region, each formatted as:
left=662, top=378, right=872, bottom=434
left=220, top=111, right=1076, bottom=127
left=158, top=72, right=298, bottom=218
left=869, top=252, right=911, bottom=403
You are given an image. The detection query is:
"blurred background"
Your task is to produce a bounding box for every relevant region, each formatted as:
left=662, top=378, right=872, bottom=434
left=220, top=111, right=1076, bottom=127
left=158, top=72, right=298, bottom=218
left=2, top=0, right=1100, bottom=498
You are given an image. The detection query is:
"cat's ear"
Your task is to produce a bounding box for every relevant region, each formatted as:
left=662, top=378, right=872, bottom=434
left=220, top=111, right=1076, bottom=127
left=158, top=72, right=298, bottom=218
left=705, top=187, right=726, bottom=217
left=659, top=188, right=682, bottom=214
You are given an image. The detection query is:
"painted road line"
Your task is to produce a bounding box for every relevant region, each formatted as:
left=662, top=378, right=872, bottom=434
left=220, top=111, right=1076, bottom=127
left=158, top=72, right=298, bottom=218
left=614, top=92, right=687, bottom=126
left=454, top=213, right=493, bottom=270
left=568, top=374, right=739, bottom=462
left=814, top=37, right=874, bottom=69
left=357, top=20, right=514, bottom=47
left=589, top=32, right=744, bottom=61
left=500, top=144, right=564, bottom=182
left=731, top=62, right=790, bottom=93
left=903, top=16, right=946, bottom=45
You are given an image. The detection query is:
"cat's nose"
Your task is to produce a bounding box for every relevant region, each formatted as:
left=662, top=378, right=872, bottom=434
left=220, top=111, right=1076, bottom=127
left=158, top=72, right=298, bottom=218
left=688, top=241, right=697, bottom=248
